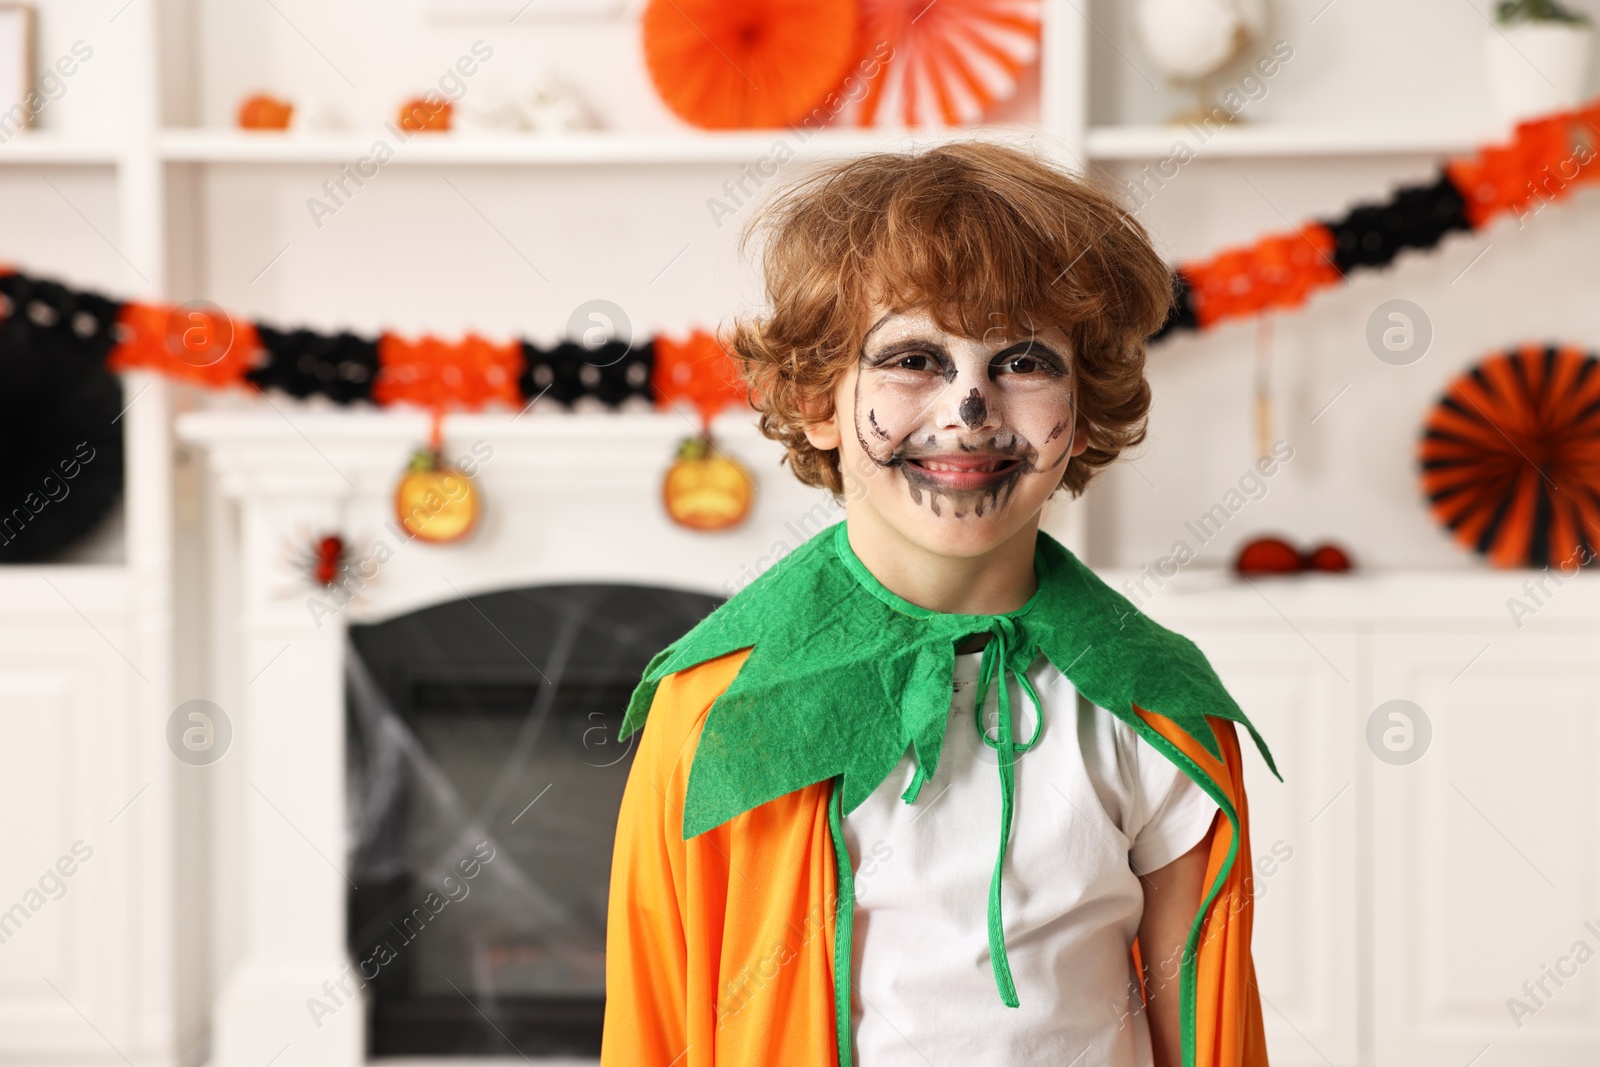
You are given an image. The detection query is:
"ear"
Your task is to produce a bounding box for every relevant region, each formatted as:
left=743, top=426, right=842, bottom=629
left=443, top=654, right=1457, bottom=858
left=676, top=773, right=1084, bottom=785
left=796, top=385, right=844, bottom=447
left=1067, top=419, right=1091, bottom=459
left=801, top=395, right=842, bottom=451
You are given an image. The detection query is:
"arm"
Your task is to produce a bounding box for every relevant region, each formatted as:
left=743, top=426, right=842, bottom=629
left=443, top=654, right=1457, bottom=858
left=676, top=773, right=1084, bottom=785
left=1137, top=818, right=1218, bottom=1067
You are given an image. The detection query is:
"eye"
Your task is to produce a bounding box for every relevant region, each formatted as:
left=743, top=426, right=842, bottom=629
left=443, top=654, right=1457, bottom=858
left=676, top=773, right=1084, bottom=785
left=991, top=343, right=1066, bottom=378
left=892, top=352, right=932, bottom=371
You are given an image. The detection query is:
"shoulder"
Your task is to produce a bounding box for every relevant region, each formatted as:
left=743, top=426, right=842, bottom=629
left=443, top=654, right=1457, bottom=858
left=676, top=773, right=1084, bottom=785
left=651, top=525, right=845, bottom=675
left=634, top=649, right=752, bottom=768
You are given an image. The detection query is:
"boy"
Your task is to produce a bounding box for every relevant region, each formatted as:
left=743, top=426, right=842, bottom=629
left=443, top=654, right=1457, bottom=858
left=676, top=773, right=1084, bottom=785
left=602, top=141, right=1277, bottom=1067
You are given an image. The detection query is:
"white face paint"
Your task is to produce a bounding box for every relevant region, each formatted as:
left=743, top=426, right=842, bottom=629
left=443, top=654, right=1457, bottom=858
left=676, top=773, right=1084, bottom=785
left=849, top=307, right=1081, bottom=521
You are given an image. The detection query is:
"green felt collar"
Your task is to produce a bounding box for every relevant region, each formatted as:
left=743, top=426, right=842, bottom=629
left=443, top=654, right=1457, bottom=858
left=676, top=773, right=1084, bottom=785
left=622, top=520, right=1278, bottom=838
left=623, top=519, right=1279, bottom=1022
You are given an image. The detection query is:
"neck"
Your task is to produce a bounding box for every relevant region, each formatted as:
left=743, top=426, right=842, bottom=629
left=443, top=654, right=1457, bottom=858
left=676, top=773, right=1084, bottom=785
left=844, top=509, right=1042, bottom=616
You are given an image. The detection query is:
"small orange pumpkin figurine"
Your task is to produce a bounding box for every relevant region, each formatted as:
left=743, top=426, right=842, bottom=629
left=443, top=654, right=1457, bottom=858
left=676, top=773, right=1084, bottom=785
left=394, top=448, right=479, bottom=543
left=663, top=436, right=753, bottom=531
left=237, top=94, right=294, bottom=130
left=398, top=97, right=452, bottom=132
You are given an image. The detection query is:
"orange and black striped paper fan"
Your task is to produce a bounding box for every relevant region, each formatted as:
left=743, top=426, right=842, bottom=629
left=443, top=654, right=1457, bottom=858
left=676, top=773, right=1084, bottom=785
left=1419, top=343, right=1600, bottom=569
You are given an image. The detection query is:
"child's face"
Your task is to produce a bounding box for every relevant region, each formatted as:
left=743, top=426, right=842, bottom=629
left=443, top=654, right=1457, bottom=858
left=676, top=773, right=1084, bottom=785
left=806, top=304, right=1089, bottom=558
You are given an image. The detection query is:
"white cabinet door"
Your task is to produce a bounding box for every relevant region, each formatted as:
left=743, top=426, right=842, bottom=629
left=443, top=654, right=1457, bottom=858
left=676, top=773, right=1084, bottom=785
left=1182, top=625, right=1362, bottom=1067
left=1370, top=628, right=1600, bottom=1066
left=0, top=621, right=139, bottom=1059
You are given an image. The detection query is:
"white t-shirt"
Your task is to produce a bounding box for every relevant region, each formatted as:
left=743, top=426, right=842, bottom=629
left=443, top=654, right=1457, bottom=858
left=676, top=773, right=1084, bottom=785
left=840, top=651, right=1220, bottom=1066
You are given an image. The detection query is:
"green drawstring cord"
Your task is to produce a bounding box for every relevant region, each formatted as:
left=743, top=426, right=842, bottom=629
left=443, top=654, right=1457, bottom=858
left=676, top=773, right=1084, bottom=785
left=969, top=616, right=1044, bottom=1008
left=829, top=775, right=855, bottom=1067
left=872, top=618, right=1046, bottom=1012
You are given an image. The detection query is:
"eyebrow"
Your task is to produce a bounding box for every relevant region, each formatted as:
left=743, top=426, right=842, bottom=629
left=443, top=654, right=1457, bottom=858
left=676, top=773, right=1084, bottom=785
left=862, top=310, right=896, bottom=346
left=992, top=338, right=1065, bottom=358
left=860, top=314, right=1072, bottom=364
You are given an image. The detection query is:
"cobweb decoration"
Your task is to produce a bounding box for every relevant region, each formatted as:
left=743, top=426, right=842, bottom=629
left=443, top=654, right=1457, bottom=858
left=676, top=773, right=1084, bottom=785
left=854, top=0, right=1042, bottom=127
left=342, top=580, right=722, bottom=1055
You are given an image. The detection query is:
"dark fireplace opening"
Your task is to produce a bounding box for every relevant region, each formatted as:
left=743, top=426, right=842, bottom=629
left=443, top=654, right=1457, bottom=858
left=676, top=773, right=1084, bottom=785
left=345, top=583, right=721, bottom=1058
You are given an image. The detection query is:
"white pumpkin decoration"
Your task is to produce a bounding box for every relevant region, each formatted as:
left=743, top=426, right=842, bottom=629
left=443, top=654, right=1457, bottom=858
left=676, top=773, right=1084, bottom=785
left=1134, top=0, right=1266, bottom=83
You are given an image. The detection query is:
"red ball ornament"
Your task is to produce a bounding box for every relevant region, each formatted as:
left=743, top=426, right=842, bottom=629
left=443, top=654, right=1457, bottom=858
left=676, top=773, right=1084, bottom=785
left=1234, top=536, right=1302, bottom=576
left=1304, top=543, right=1353, bottom=572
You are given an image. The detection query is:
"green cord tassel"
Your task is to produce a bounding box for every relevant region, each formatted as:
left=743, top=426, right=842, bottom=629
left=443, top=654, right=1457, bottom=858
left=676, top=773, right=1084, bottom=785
left=970, top=618, right=1044, bottom=1009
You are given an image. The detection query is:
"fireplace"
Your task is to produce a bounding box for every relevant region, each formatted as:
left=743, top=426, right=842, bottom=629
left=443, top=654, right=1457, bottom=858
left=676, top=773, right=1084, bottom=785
left=344, top=583, right=721, bottom=1057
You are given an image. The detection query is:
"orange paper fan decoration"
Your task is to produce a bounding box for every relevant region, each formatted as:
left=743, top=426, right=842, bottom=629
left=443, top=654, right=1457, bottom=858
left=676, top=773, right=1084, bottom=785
left=854, top=0, right=1041, bottom=127
left=1418, top=343, right=1600, bottom=569
left=641, top=0, right=860, bottom=129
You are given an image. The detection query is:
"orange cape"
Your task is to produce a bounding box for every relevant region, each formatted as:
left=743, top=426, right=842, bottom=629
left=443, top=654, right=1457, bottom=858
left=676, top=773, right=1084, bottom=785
left=602, top=649, right=1269, bottom=1067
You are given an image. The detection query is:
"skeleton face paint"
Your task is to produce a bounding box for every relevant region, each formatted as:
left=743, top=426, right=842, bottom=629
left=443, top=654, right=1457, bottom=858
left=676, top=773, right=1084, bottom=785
left=851, top=308, right=1079, bottom=520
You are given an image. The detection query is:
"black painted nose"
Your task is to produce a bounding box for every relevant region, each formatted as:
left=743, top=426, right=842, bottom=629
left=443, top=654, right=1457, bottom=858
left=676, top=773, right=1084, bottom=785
left=959, top=388, right=988, bottom=429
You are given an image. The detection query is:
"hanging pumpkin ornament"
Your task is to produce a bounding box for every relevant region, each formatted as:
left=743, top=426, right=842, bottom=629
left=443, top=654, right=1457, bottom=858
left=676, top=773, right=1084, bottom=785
left=395, top=447, right=480, bottom=542
left=663, top=436, right=754, bottom=531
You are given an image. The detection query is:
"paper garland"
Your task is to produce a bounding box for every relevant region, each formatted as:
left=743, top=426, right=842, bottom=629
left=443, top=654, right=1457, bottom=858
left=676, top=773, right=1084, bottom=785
left=1154, top=101, right=1600, bottom=340
left=0, top=264, right=748, bottom=426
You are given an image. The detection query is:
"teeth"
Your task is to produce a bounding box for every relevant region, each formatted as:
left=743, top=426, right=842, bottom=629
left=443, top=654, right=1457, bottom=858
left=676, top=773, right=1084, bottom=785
left=921, top=460, right=1000, bottom=473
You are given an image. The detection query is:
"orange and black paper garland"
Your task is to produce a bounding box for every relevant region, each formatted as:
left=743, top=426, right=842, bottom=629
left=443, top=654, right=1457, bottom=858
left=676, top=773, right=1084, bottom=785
left=1153, top=102, right=1600, bottom=339
left=91, top=287, right=750, bottom=426
left=0, top=269, right=751, bottom=559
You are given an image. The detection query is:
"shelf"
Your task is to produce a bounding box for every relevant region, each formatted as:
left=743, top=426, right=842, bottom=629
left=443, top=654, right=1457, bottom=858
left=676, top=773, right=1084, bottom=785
left=157, top=124, right=1058, bottom=166
left=1085, top=121, right=1498, bottom=161
left=10, top=123, right=1504, bottom=169
left=0, top=132, right=122, bottom=165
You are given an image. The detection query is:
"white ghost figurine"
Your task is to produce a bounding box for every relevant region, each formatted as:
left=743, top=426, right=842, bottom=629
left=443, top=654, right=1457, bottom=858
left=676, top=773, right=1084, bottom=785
left=1134, top=0, right=1267, bottom=83
left=457, top=82, right=526, bottom=133
left=515, top=68, right=595, bottom=133
left=289, top=97, right=346, bottom=132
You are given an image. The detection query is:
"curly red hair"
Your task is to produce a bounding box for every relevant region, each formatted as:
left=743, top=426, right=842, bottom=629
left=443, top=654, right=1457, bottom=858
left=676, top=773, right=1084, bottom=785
left=727, top=140, right=1172, bottom=497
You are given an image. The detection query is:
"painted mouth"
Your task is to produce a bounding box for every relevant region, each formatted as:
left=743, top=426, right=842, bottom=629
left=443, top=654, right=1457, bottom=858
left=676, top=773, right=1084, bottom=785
left=902, top=453, right=1023, bottom=491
